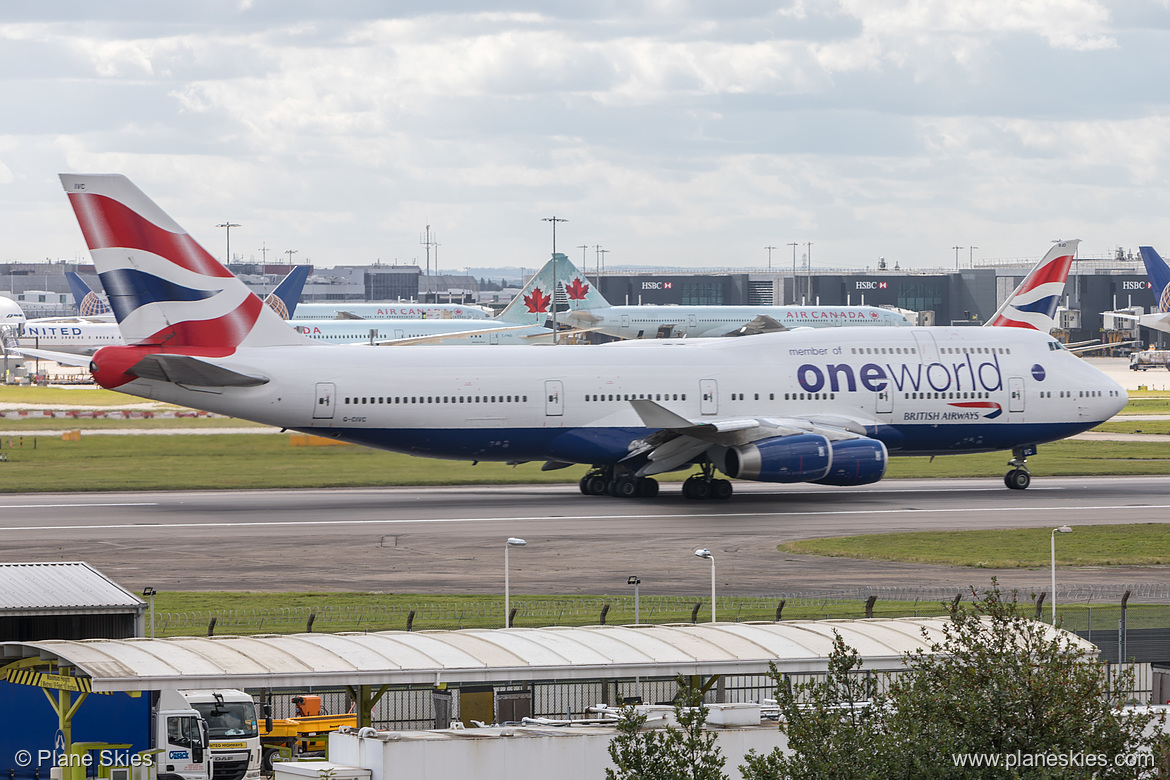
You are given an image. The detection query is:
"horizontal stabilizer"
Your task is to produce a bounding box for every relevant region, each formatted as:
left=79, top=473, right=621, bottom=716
left=7, top=347, right=93, bottom=367
left=729, top=314, right=787, bottom=336
left=128, top=354, right=269, bottom=387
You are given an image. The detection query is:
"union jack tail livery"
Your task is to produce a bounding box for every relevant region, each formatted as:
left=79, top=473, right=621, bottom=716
left=1139, top=247, right=1170, bottom=314
left=60, top=174, right=309, bottom=352
left=986, top=239, right=1079, bottom=331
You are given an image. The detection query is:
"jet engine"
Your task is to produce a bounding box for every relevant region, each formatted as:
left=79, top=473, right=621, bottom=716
left=719, top=433, right=831, bottom=483
left=813, top=438, right=888, bottom=486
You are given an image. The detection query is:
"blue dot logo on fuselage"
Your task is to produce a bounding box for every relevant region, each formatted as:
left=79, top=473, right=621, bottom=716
left=1031, top=364, right=1046, bottom=381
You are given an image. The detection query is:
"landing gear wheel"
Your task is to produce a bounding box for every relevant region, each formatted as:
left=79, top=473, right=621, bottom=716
left=579, top=476, right=591, bottom=495
left=683, top=476, right=711, bottom=500
left=636, top=477, right=659, bottom=498
left=583, top=475, right=608, bottom=495
left=610, top=477, right=638, bottom=498
left=711, top=479, right=733, bottom=500
left=1005, top=469, right=1031, bottom=490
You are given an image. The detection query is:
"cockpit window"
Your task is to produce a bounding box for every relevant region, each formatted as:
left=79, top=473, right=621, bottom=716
left=1048, top=341, right=1067, bottom=351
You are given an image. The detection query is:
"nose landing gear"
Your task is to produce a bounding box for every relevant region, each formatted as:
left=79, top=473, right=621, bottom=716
left=1004, top=445, right=1036, bottom=490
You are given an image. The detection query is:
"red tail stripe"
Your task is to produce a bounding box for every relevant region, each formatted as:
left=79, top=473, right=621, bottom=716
left=139, top=295, right=264, bottom=351
left=68, top=192, right=233, bottom=279
left=1020, top=255, right=1073, bottom=289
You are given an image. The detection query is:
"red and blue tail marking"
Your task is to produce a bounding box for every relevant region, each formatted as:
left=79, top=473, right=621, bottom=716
left=61, top=174, right=306, bottom=355
left=987, top=239, right=1079, bottom=331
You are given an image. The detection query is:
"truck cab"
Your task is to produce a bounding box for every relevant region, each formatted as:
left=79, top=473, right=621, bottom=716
left=160, top=691, right=260, bottom=780
left=154, top=701, right=210, bottom=780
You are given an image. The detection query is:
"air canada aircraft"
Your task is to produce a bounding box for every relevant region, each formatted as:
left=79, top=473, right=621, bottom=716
left=505, top=253, right=915, bottom=337
left=54, top=174, right=1126, bottom=499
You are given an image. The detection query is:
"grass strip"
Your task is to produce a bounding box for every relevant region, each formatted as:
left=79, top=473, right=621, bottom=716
left=3, top=434, right=1170, bottom=492
left=780, top=524, right=1170, bottom=568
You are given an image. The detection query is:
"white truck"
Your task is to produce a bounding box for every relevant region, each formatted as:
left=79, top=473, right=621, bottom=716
left=1129, top=350, right=1170, bottom=370
left=169, top=690, right=263, bottom=780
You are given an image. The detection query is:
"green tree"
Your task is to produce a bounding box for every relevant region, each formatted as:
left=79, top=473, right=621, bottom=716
left=742, top=583, right=1165, bottom=779
left=606, top=682, right=728, bottom=780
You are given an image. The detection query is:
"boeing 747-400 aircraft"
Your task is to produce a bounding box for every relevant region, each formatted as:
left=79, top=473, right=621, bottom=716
left=52, top=174, right=1126, bottom=499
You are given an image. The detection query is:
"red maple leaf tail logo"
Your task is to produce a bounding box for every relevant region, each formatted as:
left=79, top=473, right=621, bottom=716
left=565, top=278, right=590, bottom=300
left=524, top=287, right=551, bottom=313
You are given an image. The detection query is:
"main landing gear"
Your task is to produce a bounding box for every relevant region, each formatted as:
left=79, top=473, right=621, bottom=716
left=579, top=468, right=659, bottom=498
left=1004, top=445, right=1037, bottom=490
left=578, top=464, right=732, bottom=500
left=682, top=463, right=733, bottom=500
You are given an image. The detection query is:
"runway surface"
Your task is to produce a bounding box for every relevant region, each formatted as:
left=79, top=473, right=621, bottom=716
left=5, top=476, right=1169, bottom=596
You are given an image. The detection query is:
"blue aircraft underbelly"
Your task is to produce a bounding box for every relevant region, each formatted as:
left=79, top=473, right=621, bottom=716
left=305, top=420, right=1101, bottom=464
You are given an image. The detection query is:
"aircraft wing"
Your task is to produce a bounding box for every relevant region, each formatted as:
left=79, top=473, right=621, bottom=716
left=126, top=354, right=269, bottom=387
left=624, top=398, right=874, bottom=476
left=1067, top=340, right=1140, bottom=354
left=334, top=311, right=365, bottom=320
left=725, top=314, right=788, bottom=337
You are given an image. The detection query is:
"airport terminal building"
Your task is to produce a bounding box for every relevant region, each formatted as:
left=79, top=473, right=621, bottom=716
left=1, top=249, right=1161, bottom=347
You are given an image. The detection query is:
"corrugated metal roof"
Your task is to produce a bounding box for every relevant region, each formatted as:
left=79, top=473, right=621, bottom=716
left=0, top=618, right=1095, bottom=692
left=0, top=562, right=145, bottom=614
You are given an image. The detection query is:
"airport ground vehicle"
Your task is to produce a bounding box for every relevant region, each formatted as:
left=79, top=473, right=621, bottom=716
left=1129, top=350, right=1170, bottom=370
left=258, top=696, right=356, bottom=770
left=0, top=682, right=214, bottom=780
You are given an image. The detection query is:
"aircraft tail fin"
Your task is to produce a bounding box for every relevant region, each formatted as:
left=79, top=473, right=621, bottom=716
left=497, top=252, right=610, bottom=325
left=986, top=239, right=1079, bottom=331
left=1139, top=247, right=1170, bottom=314
left=59, top=174, right=310, bottom=351
left=65, top=272, right=113, bottom=317
left=264, top=265, right=311, bottom=319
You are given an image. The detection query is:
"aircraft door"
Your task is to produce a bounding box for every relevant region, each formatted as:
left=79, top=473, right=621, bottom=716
left=489, top=331, right=499, bottom=345
left=1008, top=377, right=1025, bottom=413
left=313, top=382, right=336, bottom=420
left=912, top=331, right=939, bottom=364
left=700, top=379, right=718, bottom=415
left=394, top=328, right=405, bottom=339
left=688, top=314, right=697, bottom=335
left=621, top=314, right=630, bottom=334
left=876, top=388, right=893, bottom=414
left=545, top=380, right=564, bottom=416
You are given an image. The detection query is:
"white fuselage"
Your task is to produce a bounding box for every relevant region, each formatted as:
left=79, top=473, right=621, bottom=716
left=573, top=304, right=912, bottom=339
left=19, top=316, right=549, bottom=355
left=102, top=327, right=1125, bottom=466
left=290, top=302, right=491, bottom=320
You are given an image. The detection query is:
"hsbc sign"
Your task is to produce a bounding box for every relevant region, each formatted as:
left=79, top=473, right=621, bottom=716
left=1122, top=281, right=1152, bottom=290
left=855, top=281, right=888, bottom=290
left=642, top=281, right=673, bottom=290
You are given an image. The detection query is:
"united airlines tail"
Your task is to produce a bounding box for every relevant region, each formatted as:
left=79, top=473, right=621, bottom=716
left=1139, top=247, right=1170, bottom=314
left=263, top=265, right=311, bottom=319
left=496, top=253, right=609, bottom=325
left=60, top=174, right=309, bottom=351
left=986, top=239, right=1079, bottom=331
left=66, top=272, right=113, bottom=317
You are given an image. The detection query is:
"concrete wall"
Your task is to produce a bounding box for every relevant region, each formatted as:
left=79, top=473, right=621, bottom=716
left=328, top=721, right=788, bottom=780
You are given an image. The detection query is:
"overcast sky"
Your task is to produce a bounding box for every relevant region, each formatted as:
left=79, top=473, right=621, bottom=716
left=2, top=1, right=1169, bottom=273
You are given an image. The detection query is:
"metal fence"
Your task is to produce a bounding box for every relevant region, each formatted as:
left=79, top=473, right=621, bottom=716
left=153, top=584, right=1170, bottom=639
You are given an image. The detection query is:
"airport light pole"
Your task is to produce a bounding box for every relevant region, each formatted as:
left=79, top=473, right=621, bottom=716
left=628, top=575, right=641, bottom=624
left=504, top=537, right=527, bottom=628
left=969, top=246, right=979, bottom=266
left=953, top=245, right=964, bottom=270
left=787, top=242, right=799, bottom=302
left=804, top=242, right=814, bottom=304
left=694, top=549, right=716, bottom=623
left=1051, top=526, right=1072, bottom=625
left=764, top=245, right=776, bottom=272
left=216, top=222, right=240, bottom=265
left=142, top=586, right=156, bottom=638
left=542, top=217, right=568, bottom=344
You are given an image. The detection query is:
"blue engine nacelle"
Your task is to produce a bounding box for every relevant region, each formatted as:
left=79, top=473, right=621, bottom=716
left=719, top=434, right=832, bottom=483
left=813, top=438, right=888, bottom=486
